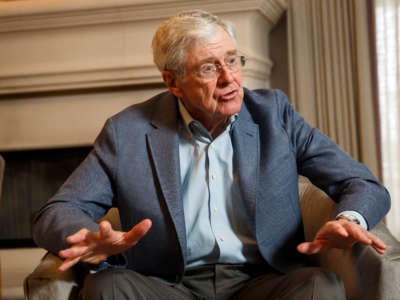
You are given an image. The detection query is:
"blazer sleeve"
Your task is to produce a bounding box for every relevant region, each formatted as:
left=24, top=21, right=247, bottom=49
left=32, top=118, right=119, bottom=254
left=274, top=90, right=390, bottom=229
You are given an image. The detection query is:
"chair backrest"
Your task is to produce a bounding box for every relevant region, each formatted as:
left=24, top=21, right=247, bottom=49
left=98, top=207, right=121, bottom=231
left=0, top=154, right=5, bottom=201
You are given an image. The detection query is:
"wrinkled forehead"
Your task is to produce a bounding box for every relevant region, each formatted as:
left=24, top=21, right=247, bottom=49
left=182, top=26, right=237, bottom=65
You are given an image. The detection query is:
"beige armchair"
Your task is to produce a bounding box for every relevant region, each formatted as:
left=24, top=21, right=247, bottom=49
left=24, top=177, right=400, bottom=300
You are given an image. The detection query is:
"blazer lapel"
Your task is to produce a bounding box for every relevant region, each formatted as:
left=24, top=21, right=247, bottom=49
left=231, top=102, right=260, bottom=234
left=146, top=93, right=187, bottom=263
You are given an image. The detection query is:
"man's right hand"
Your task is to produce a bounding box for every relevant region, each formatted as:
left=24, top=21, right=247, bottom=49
left=58, top=219, right=152, bottom=272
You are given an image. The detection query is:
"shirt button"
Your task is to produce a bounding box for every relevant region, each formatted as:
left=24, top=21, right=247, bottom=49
left=220, top=237, right=224, bottom=242
left=212, top=175, right=216, bottom=180
left=213, top=206, right=218, bottom=212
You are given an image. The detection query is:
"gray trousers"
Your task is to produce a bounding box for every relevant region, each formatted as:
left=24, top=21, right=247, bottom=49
left=80, top=264, right=346, bottom=300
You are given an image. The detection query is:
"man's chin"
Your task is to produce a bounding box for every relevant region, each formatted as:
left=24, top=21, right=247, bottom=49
left=218, top=98, right=242, bottom=115
left=216, top=107, right=241, bottom=118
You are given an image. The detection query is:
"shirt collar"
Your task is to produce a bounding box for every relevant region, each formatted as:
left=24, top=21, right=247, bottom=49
left=178, top=99, right=196, bottom=129
left=178, top=99, right=238, bottom=141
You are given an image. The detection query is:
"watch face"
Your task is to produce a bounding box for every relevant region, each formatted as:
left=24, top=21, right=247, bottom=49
left=336, top=215, right=360, bottom=225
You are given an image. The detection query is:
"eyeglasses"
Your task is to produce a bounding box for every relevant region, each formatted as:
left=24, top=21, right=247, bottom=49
left=196, top=55, right=246, bottom=80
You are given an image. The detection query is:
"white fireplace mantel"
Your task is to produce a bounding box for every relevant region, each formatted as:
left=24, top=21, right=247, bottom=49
left=0, top=0, right=287, bottom=150
left=1, top=0, right=287, bottom=31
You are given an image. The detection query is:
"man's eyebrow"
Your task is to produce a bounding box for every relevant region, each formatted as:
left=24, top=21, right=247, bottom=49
left=226, top=50, right=238, bottom=56
left=199, top=50, right=238, bottom=64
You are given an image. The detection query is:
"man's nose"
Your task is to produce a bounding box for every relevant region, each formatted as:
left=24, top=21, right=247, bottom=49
left=217, top=65, right=234, bottom=85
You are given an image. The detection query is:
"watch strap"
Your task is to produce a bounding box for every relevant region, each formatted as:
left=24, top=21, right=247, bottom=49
left=336, top=214, right=361, bottom=225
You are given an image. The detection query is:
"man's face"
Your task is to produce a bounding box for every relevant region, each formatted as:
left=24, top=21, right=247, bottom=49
left=164, top=26, right=244, bottom=128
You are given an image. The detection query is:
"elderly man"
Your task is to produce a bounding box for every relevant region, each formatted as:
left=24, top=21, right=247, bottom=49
left=33, top=10, right=390, bottom=300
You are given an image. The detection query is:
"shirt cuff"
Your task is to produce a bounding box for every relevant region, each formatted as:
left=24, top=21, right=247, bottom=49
left=336, top=211, right=368, bottom=230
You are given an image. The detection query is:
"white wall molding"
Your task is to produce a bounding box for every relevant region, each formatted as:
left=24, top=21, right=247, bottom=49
left=0, top=0, right=287, bottom=33
left=242, top=50, right=273, bottom=80
left=259, top=0, right=288, bottom=26
left=0, top=52, right=272, bottom=94
left=0, top=65, right=161, bottom=95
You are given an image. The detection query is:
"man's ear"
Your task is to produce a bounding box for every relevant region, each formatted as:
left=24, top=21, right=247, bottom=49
left=162, top=71, right=184, bottom=98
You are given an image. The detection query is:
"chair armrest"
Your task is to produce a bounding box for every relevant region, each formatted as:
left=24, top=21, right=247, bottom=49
left=299, top=176, right=400, bottom=300
left=24, top=208, right=121, bottom=300
left=24, top=252, right=83, bottom=300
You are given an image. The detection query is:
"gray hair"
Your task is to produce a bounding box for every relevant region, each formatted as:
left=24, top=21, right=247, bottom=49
left=151, top=10, right=237, bottom=78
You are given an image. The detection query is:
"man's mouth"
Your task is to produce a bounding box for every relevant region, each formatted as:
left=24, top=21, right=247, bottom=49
left=219, top=90, right=237, bottom=101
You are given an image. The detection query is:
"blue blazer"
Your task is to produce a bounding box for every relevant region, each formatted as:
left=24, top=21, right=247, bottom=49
left=33, top=88, right=390, bottom=283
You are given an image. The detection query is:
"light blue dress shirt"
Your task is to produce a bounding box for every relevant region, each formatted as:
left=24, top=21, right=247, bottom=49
left=178, top=101, right=263, bottom=269
left=177, top=100, right=367, bottom=270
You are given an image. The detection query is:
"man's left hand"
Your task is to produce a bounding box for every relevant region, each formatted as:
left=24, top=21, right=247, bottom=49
left=297, top=219, right=386, bottom=255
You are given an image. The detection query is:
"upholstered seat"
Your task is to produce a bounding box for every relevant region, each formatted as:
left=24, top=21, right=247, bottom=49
left=24, top=177, right=400, bottom=300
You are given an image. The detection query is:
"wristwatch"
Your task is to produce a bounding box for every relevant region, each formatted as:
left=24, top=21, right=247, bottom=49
left=335, top=214, right=360, bottom=225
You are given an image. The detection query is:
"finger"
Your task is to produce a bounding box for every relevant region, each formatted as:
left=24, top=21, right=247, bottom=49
left=367, top=234, right=387, bottom=253
left=124, top=219, right=152, bottom=245
left=342, top=225, right=386, bottom=254
left=297, top=242, right=325, bottom=255
left=331, top=221, right=350, bottom=238
left=80, top=253, right=108, bottom=265
left=59, top=244, right=89, bottom=259
left=344, top=224, right=373, bottom=245
left=340, top=222, right=389, bottom=255
left=99, top=220, right=113, bottom=239
left=372, top=244, right=386, bottom=255
left=58, top=256, right=81, bottom=272
left=372, top=242, right=387, bottom=252
left=65, top=228, right=91, bottom=244
left=335, top=219, right=372, bottom=244
left=367, top=233, right=386, bottom=250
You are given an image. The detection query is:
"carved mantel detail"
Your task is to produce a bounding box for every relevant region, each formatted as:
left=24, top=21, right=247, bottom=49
left=1, top=0, right=288, bottom=32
